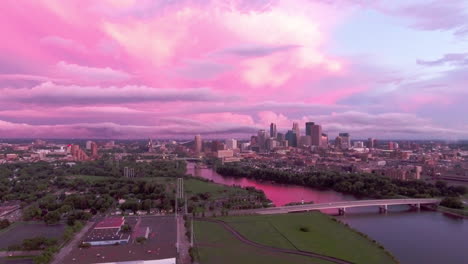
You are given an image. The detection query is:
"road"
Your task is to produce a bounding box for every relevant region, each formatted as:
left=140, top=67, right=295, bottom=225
left=51, top=221, right=94, bottom=264
left=236, top=198, right=440, bottom=215
left=177, top=215, right=191, bottom=264
left=197, top=218, right=353, bottom=264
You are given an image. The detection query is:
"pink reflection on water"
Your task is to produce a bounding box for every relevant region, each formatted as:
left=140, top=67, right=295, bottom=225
left=187, top=164, right=355, bottom=206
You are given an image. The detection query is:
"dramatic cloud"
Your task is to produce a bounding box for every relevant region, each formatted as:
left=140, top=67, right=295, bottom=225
left=417, top=53, right=468, bottom=66
left=0, top=82, right=230, bottom=105
left=56, top=61, right=132, bottom=82
left=0, top=0, right=466, bottom=138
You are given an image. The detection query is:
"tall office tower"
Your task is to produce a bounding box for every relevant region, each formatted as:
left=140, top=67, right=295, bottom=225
left=211, top=140, right=225, bottom=152
left=367, top=138, right=375, bottom=148
left=299, top=135, right=312, bottom=147
left=194, top=135, right=202, bottom=153
left=270, top=123, right=277, bottom=139
left=225, top=138, right=238, bottom=150
left=250, top=136, right=258, bottom=146
left=91, top=142, right=99, bottom=157
left=285, top=130, right=297, bottom=147
left=305, top=122, right=314, bottom=136
left=335, top=136, right=343, bottom=149
left=85, top=140, right=93, bottom=150
left=147, top=138, right=155, bottom=153
left=321, top=133, right=329, bottom=147
left=292, top=122, right=300, bottom=135
left=276, top=132, right=285, bottom=141
left=265, top=138, right=277, bottom=151
left=306, top=122, right=322, bottom=146
left=292, top=122, right=300, bottom=146
left=257, top=130, right=267, bottom=150
left=339, top=133, right=350, bottom=149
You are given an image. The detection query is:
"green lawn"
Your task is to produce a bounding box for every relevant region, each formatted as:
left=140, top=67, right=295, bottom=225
left=220, top=212, right=397, bottom=264
left=184, top=178, right=250, bottom=199
left=193, top=221, right=334, bottom=264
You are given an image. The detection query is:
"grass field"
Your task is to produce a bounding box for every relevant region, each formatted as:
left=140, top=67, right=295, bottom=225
left=184, top=178, right=252, bottom=200
left=193, top=221, right=334, bottom=264
left=0, top=222, right=66, bottom=250
left=218, top=212, right=397, bottom=264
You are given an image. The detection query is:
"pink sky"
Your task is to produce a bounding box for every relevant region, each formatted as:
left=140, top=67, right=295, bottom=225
left=1, top=0, right=468, bottom=139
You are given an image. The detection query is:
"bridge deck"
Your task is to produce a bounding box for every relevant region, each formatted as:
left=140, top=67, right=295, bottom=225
left=246, top=198, right=440, bottom=215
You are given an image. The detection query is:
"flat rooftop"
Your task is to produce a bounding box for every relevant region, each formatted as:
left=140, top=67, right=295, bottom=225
left=65, top=216, right=177, bottom=264
left=95, top=217, right=125, bottom=229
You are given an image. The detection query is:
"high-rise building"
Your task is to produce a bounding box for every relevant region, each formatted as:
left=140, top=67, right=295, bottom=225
left=265, top=138, right=277, bottom=151
left=194, top=135, right=202, bottom=153
left=299, top=135, right=312, bottom=147
left=270, top=123, right=277, bottom=139
left=292, top=122, right=300, bottom=147
left=292, top=122, right=300, bottom=135
left=388, top=141, right=399, bottom=150
left=211, top=140, right=225, bottom=152
left=321, top=133, right=328, bottom=147
left=86, top=140, right=93, bottom=150
left=353, top=141, right=364, bottom=148
left=285, top=130, right=297, bottom=147
left=339, top=133, right=350, bottom=149
left=250, top=136, right=258, bottom=146
left=91, top=142, right=99, bottom=157
left=367, top=138, right=376, bottom=148
left=335, top=136, right=342, bottom=149
left=70, top=144, right=89, bottom=161
left=276, top=132, right=285, bottom=141
left=225, top=139, right=238, bottom=150
left=305, top=122, right=314, bottom=136
left=257, top=130, right=267, bottom=150
left=306, top=122, right=322, bottom=146
left=147, top=138, right=155, bottom=153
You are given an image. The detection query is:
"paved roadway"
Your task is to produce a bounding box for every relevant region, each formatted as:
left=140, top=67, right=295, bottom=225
left=51, top=221, right=94, bottom=264
left=177, top=215, right=192, bottom=264
left=238, top=198, right=441, bottom=215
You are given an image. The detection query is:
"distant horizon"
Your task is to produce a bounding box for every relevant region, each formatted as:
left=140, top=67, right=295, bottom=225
left=1, top=137, right=468, bottom=142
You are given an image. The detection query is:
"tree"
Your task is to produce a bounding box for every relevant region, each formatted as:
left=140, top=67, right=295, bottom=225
left=121, top=224, right=132, bottom=233
left=440, top=197, right=464, bottom=209
left=23, top=205, right=42, bottom=221
left=136, top=237, right=147, bottom=244
left=0, top=219, right=10, bottom=229
left=44, top=210, right=61, bottom=225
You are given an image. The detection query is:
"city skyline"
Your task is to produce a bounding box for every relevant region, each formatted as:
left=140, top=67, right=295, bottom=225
left=2, top=1, right=468, bottom=139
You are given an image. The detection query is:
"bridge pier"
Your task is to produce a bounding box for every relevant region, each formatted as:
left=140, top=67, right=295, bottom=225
left=410, top=203, right=421, bottom=210
left=338, top=208, right=346, bottom=215
left=379, top=204, right=388, bottom=213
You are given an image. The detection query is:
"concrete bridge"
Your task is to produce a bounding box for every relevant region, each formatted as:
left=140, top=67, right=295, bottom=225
left=246, top=198, right=441, bottom=215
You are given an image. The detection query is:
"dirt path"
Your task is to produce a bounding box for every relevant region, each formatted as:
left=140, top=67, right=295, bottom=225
left=197, top=218, right=353, bottom=264
left=51, top=221, right=93, bottom=264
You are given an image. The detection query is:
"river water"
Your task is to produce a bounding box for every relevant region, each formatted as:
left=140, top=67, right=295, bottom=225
left=187, top=163, right=468, bottom=264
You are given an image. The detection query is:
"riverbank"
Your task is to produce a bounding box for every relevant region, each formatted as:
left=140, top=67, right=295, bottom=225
left=436, top=206, right=468, bottom=218
left=194, top=212, right=397, bottom=264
